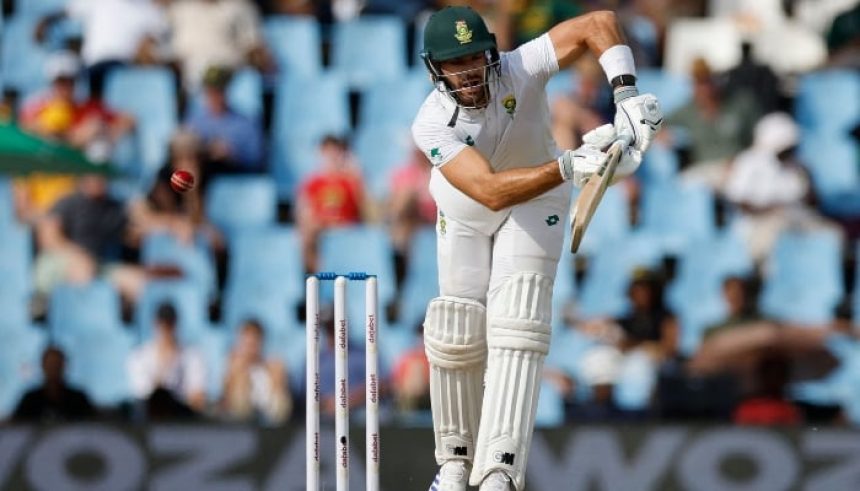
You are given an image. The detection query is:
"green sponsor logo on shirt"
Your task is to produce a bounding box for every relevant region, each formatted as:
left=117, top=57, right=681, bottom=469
left=430, top=148, right=442, bottom=161
left=465, top=135, right=475, bottom=146
left=545, top=214, right=559, bottom=226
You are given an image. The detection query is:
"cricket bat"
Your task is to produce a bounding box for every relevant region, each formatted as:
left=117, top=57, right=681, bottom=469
left=569, top=136, right=631, bottom=253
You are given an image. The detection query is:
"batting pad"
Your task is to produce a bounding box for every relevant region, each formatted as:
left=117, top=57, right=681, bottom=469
left=424, top=296, right=488, bottom=465
left=470, top=273, right=553, bottom=490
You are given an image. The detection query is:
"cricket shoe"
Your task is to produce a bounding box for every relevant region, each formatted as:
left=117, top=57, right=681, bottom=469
left=428, top=460, right=470, bottom=491
left=478, top=470, right=513, bottom=491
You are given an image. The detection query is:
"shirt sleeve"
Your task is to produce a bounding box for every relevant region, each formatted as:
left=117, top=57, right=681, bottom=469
left=411, top=111, right=467, bottom=168
left=505, top=33, right=560, bottom=86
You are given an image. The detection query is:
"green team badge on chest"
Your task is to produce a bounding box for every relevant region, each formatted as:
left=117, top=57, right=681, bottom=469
left=430, top=147, right=442, bottom=163
left=545, top=214, right=559, bottom=226
left=502, top=94, right=516, bottom=116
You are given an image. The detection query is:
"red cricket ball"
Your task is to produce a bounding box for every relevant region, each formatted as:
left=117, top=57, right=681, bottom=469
left=170, top=170, right=195, bottom=193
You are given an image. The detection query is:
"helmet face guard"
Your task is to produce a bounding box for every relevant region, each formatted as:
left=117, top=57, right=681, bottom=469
left=423, top=48, right=501, bottom=109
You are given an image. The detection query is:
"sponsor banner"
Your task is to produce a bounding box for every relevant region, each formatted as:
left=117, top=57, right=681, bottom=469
left=1, top=425, right=859, bottom=490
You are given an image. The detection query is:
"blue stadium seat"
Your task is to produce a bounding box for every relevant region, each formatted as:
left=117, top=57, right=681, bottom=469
left=0, top=326, right=48, bottom=418
left=791, top=334, right=859, bottom=409
left=0, top=177, right=12, bottom=224
left=639, top=142, right=679, bottom=184
left=0, top=221, right=32, bottom=298
left=636, top=69, right=692, bottom=115
left=760, top=230, right=843, bottom=324
left=205, top=176, right=277, bottom=237
left=399, top=227, right=437, bottom=331
left=142, top=233, right=216, bottom=299
left=137, top=280, right=208, bottom=343
left=1, top=15, right=51, bottom=91
left=105, top=67, right=178, bottom=183
left=188, top=68, right=263, bottom=122
left=331, top=16, right=407, bottom=89
left=573, top=183, right=630, bottom=256
left=545, top=70, right=579, bottom=103
left=319, top=226, right=396, bottom=344
left=552, top=241, right=577, bottom=344
left=15, top=0, right=68, bottom=16
left=65, top=328, right=134, bottom=406
left=226, top=226, right=304, bottom=304
left=222, top=285, right=295, bottom=338
left=0, top=289, right=29, bottom=334
left=197, top=327, right=230, bottom=401
left=264, top=16, right=322, bottom=78
left=855, top=242, right=860, bottom=327
left=48, top=280, right=121, bottom=348
left=796, top=70, right=860, bottom=132
left=667, top=232, right=754, bottom=354
left=535, top=380, right=564, bottom=427
left=797, top=133, right=859, bottom=197
left=577, top=233, right=663, bottom=319
left=271, top=73, right=350, bottom=198
left=360, top=72, right=431, bottom=128
left=352, top=124, right=412, bottom=199
left=639, top=180, right=716, bottom=254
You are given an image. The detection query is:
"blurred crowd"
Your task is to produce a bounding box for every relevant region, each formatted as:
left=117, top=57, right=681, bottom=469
left=1, top=0, right=859, bottom=427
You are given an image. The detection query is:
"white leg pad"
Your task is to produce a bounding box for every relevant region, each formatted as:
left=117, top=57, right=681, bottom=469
left=470, top=273, right=553, bottom=490
left=424, top=296, right=488, bottom=465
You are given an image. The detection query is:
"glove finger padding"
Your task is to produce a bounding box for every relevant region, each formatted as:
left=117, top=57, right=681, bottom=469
left=614, top=93, right=663, bottom=154
left=581, top=123, right=616, bottom=149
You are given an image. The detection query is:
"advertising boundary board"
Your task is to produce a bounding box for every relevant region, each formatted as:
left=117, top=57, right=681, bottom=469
left=1, top=424, right=859, bottom=490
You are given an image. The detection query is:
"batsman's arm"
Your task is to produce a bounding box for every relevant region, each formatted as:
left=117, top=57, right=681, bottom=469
left=548, top=10, right=627, bottom=70
left=439, top=146, right=561, bottom=212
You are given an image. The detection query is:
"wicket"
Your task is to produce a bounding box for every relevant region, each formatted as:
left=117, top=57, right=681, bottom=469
left=306, top=273, right=380, bottom=491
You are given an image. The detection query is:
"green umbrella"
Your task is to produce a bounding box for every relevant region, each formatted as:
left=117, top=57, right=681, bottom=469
left=0, top=123, right=115, bottom=176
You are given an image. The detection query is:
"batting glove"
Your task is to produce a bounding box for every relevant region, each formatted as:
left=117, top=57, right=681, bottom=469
left=613, top=90, right=663, bottom=155
left=558, top=124, right=615, bottom=187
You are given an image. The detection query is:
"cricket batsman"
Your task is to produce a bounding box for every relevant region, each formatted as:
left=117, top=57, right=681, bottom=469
left=413, top=6, right=663, bottom=490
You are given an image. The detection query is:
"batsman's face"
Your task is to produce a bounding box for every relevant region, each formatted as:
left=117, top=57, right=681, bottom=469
left=439, top=52, right=489, bottom=108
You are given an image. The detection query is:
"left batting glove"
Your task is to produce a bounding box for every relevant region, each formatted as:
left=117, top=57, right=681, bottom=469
left=613, top=89, right=663, bottom=155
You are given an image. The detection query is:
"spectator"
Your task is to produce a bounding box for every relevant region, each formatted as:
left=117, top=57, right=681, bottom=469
left=551, top=57, right=612, bottom=151
left=12, top=347, right=95, bottom=423
left=185, top=66, right=264, bottom=173
left=825, top=2, right=860, bottom=67
left=37, top=0, right=169, bottom=97
left=296, top=135, right=366, bottom=272
left=34, top=175, right=146, bottom=302
left=724, top=112, right=834, bottom=262
left=723, top=42, right=782, bottom=115
left=14, top=53, right=81, bottom=221
left=68, top=89, right=136, bottom=164
left=662, top=58, right=759, bottom=191
left=129, top=131, right=207, bottom=246
left=168, top=0, right=272, bottom=89
left=221, top=320, right=291, bottom=424
left=390, top=323, right=430, bottom=413
left=703, top=276, right=762, bottom=340
left=568, top=344, right=626, bottom=422
left=617, top=269, right=673, bottom=346
left=127, top=303, right=207, bottom=413
left=388, top=145, right=436, bottom=266
left=733, top=350, right=802, bottom=426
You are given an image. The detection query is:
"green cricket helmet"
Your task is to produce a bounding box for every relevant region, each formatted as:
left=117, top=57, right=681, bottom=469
left=421, top=6, right=500, bottom=110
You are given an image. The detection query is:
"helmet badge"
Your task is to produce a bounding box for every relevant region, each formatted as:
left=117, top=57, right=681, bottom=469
left=454, top=20, right=473, bottom=44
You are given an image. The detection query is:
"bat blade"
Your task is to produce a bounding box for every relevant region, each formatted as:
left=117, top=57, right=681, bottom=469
left=569, top=139, right=627, bottom=253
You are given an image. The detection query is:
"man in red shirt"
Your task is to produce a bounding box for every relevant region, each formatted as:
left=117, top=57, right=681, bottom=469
left=295, top=135, right=365, bottom=272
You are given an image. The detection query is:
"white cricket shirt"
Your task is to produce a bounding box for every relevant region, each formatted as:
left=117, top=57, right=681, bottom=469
left=411, top=33, right=566, bottom=233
